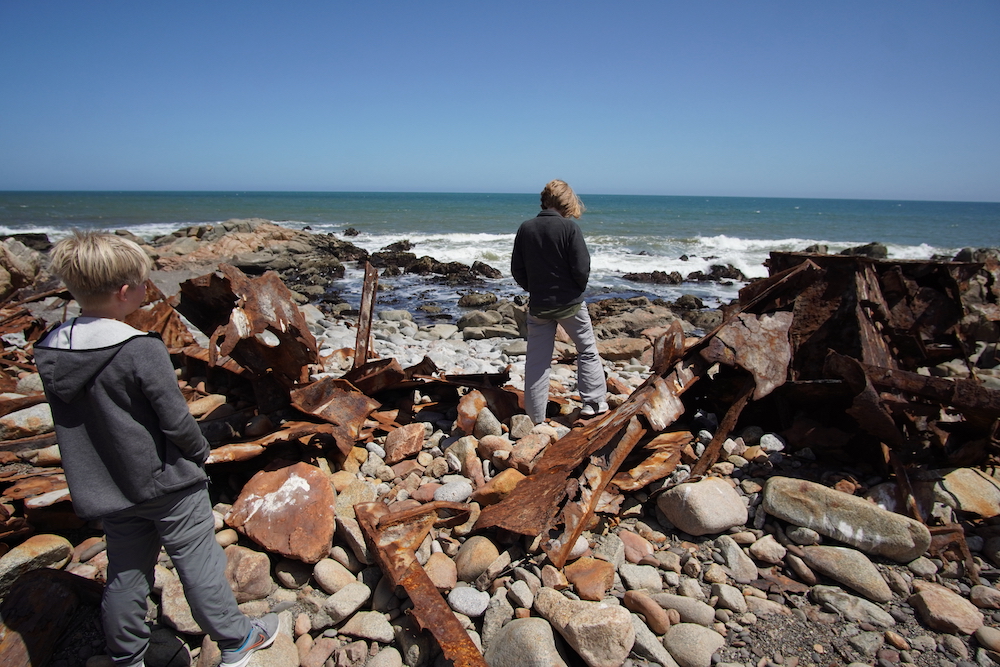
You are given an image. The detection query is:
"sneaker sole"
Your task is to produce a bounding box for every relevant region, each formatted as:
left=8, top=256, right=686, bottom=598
left=220, top=632, right=277, bottom=667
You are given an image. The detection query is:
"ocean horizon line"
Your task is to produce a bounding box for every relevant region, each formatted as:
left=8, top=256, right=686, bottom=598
left=2, top=189, right=999, bottom=206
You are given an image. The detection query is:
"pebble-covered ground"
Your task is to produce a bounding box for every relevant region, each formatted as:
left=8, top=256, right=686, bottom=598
left=20, top=305, right=996, bottom=667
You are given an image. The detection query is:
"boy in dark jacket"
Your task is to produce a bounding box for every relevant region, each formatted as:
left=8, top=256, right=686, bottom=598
left=35, top=231, right=276, bottom=667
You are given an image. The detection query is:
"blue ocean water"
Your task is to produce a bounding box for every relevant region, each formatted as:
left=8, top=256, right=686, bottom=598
left=1, top=191, right=997, bottom=311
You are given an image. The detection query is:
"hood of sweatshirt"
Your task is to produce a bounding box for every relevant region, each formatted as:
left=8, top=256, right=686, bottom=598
left=35, top=318, right=153, bottom=404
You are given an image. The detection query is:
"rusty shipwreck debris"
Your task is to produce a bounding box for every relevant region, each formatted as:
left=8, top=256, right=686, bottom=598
left=2, top=246, right=1000, bottom=663
left=478, top=251, right=1000, bottom=567
left=356, top=501, right=487, bottom=667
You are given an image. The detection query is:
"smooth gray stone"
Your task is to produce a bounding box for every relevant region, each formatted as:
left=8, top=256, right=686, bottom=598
left=810, top=585, right=896, bottom=627
left=662, top=623, right=725, bottom=667
left=484, top=618, right=568, bottom=667
left=714, top=535, right=758, bottom=583
left=762, top=476, right=930, bottom=562
left=801, top=545, right=893, bottom=602
left=630, top=614, right=679, bottom=666
left=447, top=586, right=490, bottom=617
left=649, top=593, right=716, bottom=627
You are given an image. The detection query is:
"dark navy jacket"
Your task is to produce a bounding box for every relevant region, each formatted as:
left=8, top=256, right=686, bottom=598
left=510, top=209, right=591, bottom=309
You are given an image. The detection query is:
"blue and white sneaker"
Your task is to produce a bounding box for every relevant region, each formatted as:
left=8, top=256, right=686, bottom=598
left=220, top=614, right=278, bottom=667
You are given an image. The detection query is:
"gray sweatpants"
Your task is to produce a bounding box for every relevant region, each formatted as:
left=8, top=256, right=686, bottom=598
left=524, top=303, right=607, bottom=424
left=101, top=483, right=251, bottom=667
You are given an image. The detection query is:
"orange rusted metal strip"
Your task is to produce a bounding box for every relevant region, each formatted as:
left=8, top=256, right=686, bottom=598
left=356, top=501, right=487, bottom=667
left=354, top=261, right=379, bottom=370
left=690, top=377, right=755, bottom=478
left=545, top=415, right=648, bottom=567
left=476, top=358, right=701, bottom=539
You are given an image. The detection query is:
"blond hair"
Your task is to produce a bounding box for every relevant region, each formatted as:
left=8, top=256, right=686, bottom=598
left=540, top=179, right=585, bottom=219
left=49, top=230, right=152, bottom=301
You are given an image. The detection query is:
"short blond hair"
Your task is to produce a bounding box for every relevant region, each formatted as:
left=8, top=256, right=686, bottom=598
left=49, top=230, right=152, bottom=301
left=540, top=179, right=585, bottom=219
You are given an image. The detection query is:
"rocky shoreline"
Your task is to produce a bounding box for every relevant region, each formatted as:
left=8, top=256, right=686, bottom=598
left=1, top=221, right=999, bottom=667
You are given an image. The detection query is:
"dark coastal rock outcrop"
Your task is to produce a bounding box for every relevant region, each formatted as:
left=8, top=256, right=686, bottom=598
left=623, top=270, right=683, bottom=285
left=840, top=241, right=888, bottom=259
left=685, top=263, right=747, bottom=282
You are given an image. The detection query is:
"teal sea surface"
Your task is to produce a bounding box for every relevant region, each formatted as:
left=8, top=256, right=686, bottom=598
left=1, top=191, right=997, bottom=312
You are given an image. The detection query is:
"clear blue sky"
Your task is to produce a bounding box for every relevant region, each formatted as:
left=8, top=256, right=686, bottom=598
left=2, top=1, right=998, bottom=201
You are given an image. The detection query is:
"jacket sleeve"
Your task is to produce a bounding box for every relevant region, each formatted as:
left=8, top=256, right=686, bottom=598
left=568, top=225, right=591, bottom=291
left=511, top=227, right=529, bottom=291
left=133, top=337, right=211, bottom=464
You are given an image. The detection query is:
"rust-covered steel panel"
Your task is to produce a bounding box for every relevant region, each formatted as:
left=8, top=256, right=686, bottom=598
left=701, top=312, right=793, bottom=400
left=356, top=501, right=487, bottom=667
left=206, top=421, right=351, bottom=464
left=476, top=358, right=700, bottom=540
left=344, top=357, right=406, bottom=396
left=176, top=264, right=319, bottom=388
left=545, top=415, right=648, bottom=568
left=123, top=280, right=198, bottom=350
left=290, top=377, right=381, bottom=444
left=690, top=378, right=756, bottom=478
left=353, top=261, right=379, bottom=370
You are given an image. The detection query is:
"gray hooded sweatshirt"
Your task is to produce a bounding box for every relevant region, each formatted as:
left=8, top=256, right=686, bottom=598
left=35, top=317, right=209, bottom=519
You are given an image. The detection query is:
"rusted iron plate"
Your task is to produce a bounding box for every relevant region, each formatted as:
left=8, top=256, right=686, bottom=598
left=2, top=474, right=66, bottom=501
left=124, top=295, right=197, bottom=349
left=825, top=352, right=905, bottom=449
left=848, top=360, right=1000, bottom=421
left=290, top=377, right=381, bottom=443
left=650, top=320, right=687, bottom=376
left=929, top=523, right=980, bottom=585
left=175, top=345, right=247, bottom=375
left=344, top=358, right=406, bottom=396
left=176, top=264, right=318, bottom=387
left=640, top=376, right=687, bottom=432
left=477, top=359, right=700, bottom=539
left=701, top=312, right=792, bottom=400
left=206, top=421, right=353, bottom=463
left=354, top=261, right=379, bottom=370
left=855, top=264, right=897, bottom=370
left=546, top=415, right=648, bottom=567
left=356, top=501, right=487, bottom=667
left=610, top=431, right=691, bottom=492
left=691, top=378, right=756, bottom=478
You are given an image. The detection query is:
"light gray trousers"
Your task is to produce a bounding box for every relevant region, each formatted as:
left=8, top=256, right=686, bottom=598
left=101, top=483, right=250, bottom=667
left=524, top=303, right=607, bottom=424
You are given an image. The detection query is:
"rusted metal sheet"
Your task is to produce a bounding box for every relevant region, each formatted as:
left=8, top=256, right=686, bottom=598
left=854, top=264, right=898, bottom=370
left=176, top=264, right=319, bottom=388
left=701, top=312, right=792, bottom=400
left=476, top=358, right=701, bottom=545
left=690, top=378, right=756, bottom=478
left=610, top=431, right=691, bottom=492
left=650, top=320, right=687, bottom=376
left=290, top=377, right=380, bottom=454
left=206, top=421, right=351, bottom=464
left=344, top=357, right=406, bottom=396
left=175, top=345, right=247, bottom=376
left=356, top=501, right=487, bottom=667
left=123, top=280, right=198, bottom=349
left=545, top=415, right=647, bottom=567
left=353, top=261, right=379, bottom=370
